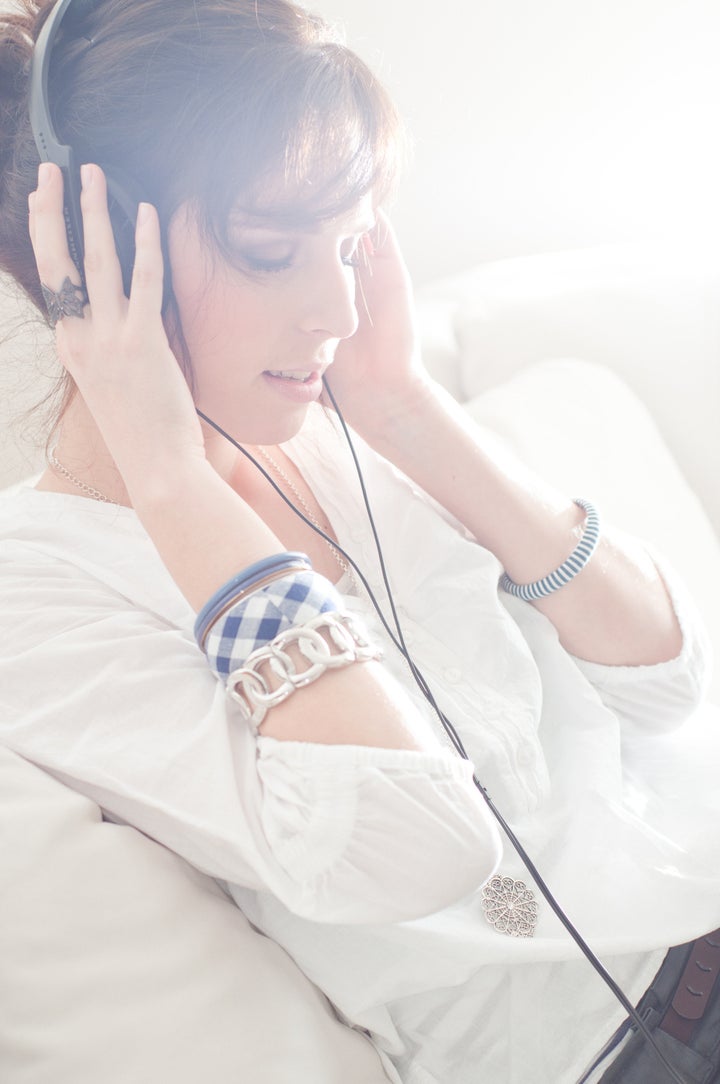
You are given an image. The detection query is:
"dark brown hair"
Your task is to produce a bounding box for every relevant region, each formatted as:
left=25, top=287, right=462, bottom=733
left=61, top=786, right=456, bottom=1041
left=0, top=0, right=404, bottom=431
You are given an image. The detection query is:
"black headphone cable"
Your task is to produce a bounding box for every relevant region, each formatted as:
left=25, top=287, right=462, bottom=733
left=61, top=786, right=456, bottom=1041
left=196, top=398, right=687, bottom=1084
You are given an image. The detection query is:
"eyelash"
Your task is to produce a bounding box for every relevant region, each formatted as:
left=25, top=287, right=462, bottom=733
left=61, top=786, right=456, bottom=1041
left=342, top=245, right=363, bottom=269
left=242, top=255, right=294, bottom=273
left=241, top=243, right=363, bottom=275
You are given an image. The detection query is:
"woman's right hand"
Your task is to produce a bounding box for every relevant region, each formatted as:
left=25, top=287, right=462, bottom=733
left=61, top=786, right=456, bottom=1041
left=28, top=158, right=298, bottom=616
left=28, top=161, right=207, bottom=500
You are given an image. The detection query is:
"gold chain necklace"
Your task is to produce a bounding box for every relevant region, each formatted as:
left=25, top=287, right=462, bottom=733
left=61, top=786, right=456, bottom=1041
left=48, top=453, right=119, bottom=505
left=254, top=446, right=356, bottom=589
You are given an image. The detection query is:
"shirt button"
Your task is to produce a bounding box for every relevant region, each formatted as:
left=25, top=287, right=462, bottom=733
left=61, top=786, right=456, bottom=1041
left=350, top=527, right=367, bottom=543
left=443, top=667, right=462, bottom=684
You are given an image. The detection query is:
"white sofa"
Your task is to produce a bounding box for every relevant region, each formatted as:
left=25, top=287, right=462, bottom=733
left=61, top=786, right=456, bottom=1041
left=416, top=240, right=720, bottom=705
left=1, top=242, right=718, bottom=1081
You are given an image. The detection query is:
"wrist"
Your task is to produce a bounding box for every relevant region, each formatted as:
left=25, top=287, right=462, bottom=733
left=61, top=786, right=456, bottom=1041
left=128, top=460, right=285, bottom=612
left=348, top=374, right=440, bottom=451
left=123, top=452, right=215, bottom=511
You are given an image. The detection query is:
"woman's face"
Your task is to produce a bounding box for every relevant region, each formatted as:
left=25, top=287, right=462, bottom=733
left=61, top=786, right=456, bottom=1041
left=166, top=193, right=375, bottom=448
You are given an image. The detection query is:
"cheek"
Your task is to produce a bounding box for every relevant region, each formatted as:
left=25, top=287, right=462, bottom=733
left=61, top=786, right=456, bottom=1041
left=174, top=273, right=275, bottom=382
left=167, top=213, right=279, bottom=381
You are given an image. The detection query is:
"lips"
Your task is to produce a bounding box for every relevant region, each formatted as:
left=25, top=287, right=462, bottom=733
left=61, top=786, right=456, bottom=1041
left=262, top=369, right=324, bottom=403
left=265, top=369, right=315, bottom=382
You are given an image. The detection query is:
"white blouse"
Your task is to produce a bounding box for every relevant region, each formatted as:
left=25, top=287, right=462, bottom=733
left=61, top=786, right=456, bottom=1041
left=0, top=406, right=717, bottom=1084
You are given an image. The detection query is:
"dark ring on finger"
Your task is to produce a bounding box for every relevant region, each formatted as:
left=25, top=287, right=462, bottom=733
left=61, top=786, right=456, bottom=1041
left=41, top=277, right=88, bottom=327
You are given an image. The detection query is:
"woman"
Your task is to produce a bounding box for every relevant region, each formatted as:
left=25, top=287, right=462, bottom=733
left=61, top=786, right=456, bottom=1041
left=0, top=1, right=717, bottom=1081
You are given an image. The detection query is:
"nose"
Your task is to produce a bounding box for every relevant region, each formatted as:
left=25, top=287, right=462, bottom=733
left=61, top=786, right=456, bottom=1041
left=298, top=258, right=359, bottom=341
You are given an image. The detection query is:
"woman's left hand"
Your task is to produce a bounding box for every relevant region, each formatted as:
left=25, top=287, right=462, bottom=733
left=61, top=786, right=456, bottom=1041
left=325, top=210, right=431, bottom=438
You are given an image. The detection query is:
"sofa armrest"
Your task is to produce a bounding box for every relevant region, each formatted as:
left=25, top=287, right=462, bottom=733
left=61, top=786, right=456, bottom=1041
left=0, top=744, right=395, bottom=1084
left=416, top=242, right=720, bottom=540
left=463, top=359, right=719, bottom=705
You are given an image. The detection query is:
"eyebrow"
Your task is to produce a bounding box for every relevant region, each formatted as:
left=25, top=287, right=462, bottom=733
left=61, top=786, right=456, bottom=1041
left=229, top=210, right=376, bottom=235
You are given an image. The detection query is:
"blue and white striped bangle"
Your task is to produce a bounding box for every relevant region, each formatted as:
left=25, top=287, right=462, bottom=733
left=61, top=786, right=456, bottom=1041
left=194, top=552, right=311, bottom=650
left=202, top=569, right=345, bottom=678
left=499, top=498, right=600, bottom=602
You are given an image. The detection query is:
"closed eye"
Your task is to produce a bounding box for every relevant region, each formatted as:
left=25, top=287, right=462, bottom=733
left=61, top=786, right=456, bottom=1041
left=238, top=247, right=297, bottom=273
left=341, top=235, right=368, bottom=269
left=242, top=240, right=364, bottom=273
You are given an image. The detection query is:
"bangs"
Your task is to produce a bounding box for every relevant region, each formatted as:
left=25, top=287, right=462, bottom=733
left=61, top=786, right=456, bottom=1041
left=196, top=41, right=405, bottom=253
left=270, top=44, right=404, bottom=221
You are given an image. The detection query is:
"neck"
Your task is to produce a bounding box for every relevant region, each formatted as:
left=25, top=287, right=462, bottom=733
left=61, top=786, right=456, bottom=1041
left=35, top=397, right=127, bottom=505
left=35, top=395, right=256, bottom=506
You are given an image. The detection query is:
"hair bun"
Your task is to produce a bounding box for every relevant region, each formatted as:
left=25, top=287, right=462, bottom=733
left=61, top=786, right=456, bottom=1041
left=0, top=11, right=35, bottom=179
left=0, top=3, right=45, bottom=317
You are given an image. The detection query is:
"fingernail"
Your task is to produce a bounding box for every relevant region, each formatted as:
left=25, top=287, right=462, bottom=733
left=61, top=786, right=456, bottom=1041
left=28, top=191, right=36, bottom=211
left=38, top=163, right=51, bottom=187
left=136, top=202, right=151, bottom=227
left=80, top=164, right=93, bottom=189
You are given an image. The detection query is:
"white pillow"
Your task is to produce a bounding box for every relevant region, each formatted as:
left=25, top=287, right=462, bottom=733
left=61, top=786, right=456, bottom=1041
left=0, top=278, right=54, bottom=491
left=464, top=359, right=720, bottom=704
left=449, top=243, right=720, bottom=538
left=0, top=745, right=393, bottom=1084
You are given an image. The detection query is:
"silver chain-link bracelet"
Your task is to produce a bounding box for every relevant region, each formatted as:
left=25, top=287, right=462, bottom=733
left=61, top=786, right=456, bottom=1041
left=226, top=611, right=382, bottom=731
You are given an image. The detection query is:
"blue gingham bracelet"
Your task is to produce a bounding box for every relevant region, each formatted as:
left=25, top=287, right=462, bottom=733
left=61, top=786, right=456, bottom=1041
left=201, top=569, right=345, bottom=678
left=194, top=552, right=311, bottom=650
left=499, top=498, right=600, bottom=602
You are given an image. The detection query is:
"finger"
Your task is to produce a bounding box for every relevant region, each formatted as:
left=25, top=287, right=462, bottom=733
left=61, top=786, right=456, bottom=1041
left=79, top=163, right=126, bottom=320
left=27, top=190, right=36, bottom=248
left=29, top=163, right=86, bottom=306
left=367, top=209, right=395, bottom=258
left=360, top=210, right=411, bottom=298
left=127, top=202, right=165, bottom=328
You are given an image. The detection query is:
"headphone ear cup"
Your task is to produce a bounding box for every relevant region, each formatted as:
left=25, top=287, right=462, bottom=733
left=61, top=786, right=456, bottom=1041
left=103, top=167, right=143, bottom=295
left=104, top=167, right=170, bottom=310
left=105, top=183, right=137, bottom=297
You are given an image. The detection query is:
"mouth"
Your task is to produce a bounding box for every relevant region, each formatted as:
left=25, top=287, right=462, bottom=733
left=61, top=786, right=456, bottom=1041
left=264, top=369, right=318, bottom=383
left=262, top=368, right=324, bottom=403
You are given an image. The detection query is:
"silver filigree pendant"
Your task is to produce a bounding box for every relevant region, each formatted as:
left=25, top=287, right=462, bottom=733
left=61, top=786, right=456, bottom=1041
left=481, top=875, right=538, bottom=937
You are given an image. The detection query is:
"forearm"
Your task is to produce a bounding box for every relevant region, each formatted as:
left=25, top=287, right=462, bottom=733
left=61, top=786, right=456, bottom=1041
left=257, top=657, right=437, bottom=749
left=131, top=460, right=285, bottom=612
left=360, top=378, right=683, bottom=666
left=131, top=462, right=439, bottom=751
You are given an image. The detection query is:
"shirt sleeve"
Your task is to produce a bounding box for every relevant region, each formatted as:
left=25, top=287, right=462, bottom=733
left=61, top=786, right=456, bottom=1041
left=0, top=551, right=500, bottom=924
left=567, top=552, right=713, bottom=732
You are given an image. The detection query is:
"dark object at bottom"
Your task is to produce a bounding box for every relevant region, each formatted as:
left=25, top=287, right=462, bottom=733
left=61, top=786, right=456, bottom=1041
left=597, top=929, right=720, bottom=1083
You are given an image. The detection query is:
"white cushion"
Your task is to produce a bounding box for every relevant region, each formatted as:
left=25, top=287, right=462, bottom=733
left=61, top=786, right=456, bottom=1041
left=465, top=359, right=720, bottom=705
left=0, top=277, right=54, bottom=491
left=0, top=745, right=392, bottom=1084
left=445, top=243, right=720, bottom=538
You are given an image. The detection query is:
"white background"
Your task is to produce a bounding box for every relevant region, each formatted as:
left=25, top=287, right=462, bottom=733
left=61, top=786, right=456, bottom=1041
left=312, top=0, right=720, bottom=282
left=2, top=0, right=719, bottom=486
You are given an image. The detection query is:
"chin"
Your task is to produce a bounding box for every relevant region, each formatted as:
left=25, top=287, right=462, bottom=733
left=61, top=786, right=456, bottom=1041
left=198, top=400, right=312, bottom=449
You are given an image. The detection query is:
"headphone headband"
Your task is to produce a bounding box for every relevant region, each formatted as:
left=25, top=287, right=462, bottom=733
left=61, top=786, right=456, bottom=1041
left=28, top=0, right=152, bottom=297
left=30, top=0, right=99, bottom=163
